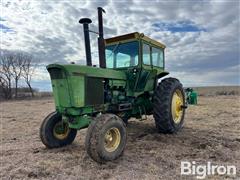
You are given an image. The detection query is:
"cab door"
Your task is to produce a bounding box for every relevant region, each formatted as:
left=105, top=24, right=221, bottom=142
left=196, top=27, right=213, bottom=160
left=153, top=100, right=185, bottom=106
left=135, top=42, right=156, bottom=92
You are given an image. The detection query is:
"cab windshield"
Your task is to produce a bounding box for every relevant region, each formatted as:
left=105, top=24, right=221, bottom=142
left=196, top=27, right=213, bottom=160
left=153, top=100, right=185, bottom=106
left=106, top=41, right=139, bottom=68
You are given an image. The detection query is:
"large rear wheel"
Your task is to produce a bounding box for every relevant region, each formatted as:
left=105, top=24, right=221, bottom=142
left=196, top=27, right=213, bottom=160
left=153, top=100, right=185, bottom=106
left=40, top=112, right=77, bottom=148
left=85, top=114, right=127, bottom=163
left=153, top=78, right=186, bottom=133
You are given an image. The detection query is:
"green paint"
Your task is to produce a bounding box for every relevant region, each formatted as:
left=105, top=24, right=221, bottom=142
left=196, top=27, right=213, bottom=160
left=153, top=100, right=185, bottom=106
left=186, top=89, right=198, bottom=105
left=68, top=115, right=92, bottom=130
left=47, top=64, right=126, bottom=80
left=47, top=32, right=170, bottom=127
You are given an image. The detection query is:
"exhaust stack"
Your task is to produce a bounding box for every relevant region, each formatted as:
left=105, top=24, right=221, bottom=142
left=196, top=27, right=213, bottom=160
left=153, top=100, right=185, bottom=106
left=79, top=18, right=92, bottom=66
left=98, top=7, right=106, bottom=68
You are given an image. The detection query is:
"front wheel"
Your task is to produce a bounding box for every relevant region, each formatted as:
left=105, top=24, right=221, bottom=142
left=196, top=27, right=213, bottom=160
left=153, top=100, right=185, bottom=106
left=153, top=78, right=186, bottom=133
left=40, top=112, right=77, bottom=148
left=85, top=114, right=127, bottom=163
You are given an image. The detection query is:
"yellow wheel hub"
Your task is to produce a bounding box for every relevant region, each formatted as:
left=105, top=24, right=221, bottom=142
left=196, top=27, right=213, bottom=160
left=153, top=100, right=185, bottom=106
left=171, top=89, right=184, bottom=124
left=53, top=122, right=70, bottom=140
left=104, top=127, right=121, bottom=152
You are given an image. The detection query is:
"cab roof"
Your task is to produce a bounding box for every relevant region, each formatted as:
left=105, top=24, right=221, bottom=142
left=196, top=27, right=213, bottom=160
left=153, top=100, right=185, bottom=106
left=105, top=32, right=166, bottom=49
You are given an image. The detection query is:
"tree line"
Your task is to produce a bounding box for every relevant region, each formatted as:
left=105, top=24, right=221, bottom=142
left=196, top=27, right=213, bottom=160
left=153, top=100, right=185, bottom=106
left=0, top=51, right=36, bottom=99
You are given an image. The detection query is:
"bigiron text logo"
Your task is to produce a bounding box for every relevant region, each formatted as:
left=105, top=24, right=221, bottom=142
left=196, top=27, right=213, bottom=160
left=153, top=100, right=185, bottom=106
left=181, top=161, right=237, bottom=179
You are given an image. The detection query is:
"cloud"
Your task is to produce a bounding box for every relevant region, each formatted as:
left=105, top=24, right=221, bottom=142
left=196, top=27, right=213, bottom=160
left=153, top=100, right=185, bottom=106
left=1, top=0, right=239, bottom=90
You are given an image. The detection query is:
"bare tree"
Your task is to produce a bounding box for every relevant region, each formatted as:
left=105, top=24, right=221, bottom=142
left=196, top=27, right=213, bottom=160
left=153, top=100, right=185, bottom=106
left=11, top=52, right=25, bottom=98
left=22, top=54, right=36, bottom=97
left=0, top=53, right=14, bottom=99
left=0, top=51, right=37, bottom=99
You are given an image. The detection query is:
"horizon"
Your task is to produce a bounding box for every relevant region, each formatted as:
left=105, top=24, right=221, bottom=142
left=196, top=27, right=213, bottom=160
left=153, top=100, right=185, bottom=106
left=31, top=79, right=240, bottom=92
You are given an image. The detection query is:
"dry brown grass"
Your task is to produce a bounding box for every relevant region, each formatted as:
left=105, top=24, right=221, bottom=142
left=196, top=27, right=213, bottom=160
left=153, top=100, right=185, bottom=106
left=0, top=93, right=240, bottom=179
left=193, top=86, right=240, bottom=96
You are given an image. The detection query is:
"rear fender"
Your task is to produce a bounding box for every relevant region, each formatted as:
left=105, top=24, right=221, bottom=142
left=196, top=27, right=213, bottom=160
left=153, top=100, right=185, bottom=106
left=157, top=71, right=169, bottom=79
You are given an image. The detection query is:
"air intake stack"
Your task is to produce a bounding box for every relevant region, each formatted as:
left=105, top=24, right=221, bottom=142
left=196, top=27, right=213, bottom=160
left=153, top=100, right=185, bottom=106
left=79, top=7, right=106, bottom=68
left=79, top=18, right=92, bottom=66
left=97, top=7, right=106, bottom=68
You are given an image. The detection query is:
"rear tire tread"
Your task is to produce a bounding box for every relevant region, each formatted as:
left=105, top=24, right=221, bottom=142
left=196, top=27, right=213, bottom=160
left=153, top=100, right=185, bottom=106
left=153, top=77, right=185, bottom=133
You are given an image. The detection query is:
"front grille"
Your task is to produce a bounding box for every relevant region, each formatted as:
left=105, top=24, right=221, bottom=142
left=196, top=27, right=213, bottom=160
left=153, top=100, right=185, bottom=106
left=85, top=77, right=104, bottom=105
left=48, top=68, right=64, bottom=79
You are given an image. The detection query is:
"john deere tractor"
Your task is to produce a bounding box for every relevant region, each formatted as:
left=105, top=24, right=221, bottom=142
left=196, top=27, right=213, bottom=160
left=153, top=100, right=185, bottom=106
left=40, top=7, right=187, bottom=163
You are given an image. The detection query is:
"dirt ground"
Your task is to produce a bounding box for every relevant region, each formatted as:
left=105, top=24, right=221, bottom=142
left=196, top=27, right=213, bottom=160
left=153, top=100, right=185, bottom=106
left=1, top=95, right=240, bottom=179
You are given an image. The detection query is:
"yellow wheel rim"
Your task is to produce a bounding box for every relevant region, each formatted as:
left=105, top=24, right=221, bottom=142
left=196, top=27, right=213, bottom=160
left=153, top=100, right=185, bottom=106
left=104, top=127, right=121, bottom=152
left=53, top=122, right=70, bottom=140
left=171, top=89, right=184, bottom=124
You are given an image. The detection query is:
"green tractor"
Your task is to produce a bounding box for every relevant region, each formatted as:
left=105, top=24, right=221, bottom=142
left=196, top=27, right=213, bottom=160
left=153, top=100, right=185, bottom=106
left=40, top=7, right=187, bottom=163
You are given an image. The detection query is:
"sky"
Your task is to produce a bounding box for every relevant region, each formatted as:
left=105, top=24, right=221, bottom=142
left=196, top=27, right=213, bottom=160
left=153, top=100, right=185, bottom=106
left=1, top=0, right=240, bottom=91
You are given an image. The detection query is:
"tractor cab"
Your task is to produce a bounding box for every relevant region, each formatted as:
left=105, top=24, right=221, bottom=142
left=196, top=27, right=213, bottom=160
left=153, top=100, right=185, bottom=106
left=105, top=32, right=168, bottom=94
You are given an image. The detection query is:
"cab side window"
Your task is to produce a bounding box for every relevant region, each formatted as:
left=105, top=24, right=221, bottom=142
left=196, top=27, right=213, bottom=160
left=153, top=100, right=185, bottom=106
left=142, top=43, right=151, bottom=65
left=152, top=47, right=164, bottom=67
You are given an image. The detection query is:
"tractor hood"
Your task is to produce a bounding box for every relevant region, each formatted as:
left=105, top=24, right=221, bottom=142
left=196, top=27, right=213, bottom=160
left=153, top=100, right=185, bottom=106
left=47, top=64, right=126, bottom=80
left=46, top=64, right=127, bottom=109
